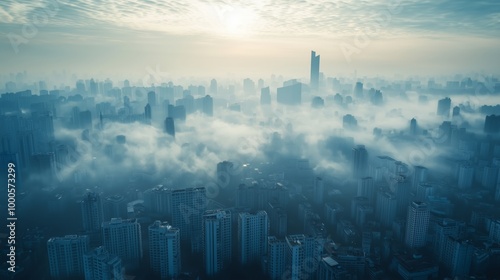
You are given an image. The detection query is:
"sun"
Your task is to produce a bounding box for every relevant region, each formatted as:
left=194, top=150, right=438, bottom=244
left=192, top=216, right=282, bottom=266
left=219, top=7, right=256, bottom=37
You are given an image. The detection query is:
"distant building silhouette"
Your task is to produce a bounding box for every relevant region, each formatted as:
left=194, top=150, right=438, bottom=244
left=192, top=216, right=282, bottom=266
left=352, top=145, right=368, bottom=178
left=202, top=95, right=213, bottom=116
left=144, top=103, right=152, bottom=120
left=260, top=86, right=271, bottom=105
left=277, top=83, right=302, bottom=105
left=165, top=117, right=175, bottom=138
left=355, top=82, right=363, bottom=99
left=310, top=50, right=320, bottom=90
left=437, top=97, right=451, bottom=117
left=210, top=79, right=217, bottom=94
left=484, top=114, right=500, bottom=133
left=148, top=91, right=157, bottom=107
left=343, top=114, right=358, bottom=130
left=410, top=118, right=417, bottom=136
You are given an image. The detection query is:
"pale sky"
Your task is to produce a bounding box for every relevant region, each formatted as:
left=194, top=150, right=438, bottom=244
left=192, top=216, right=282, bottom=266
left=1, top=0, right=499, bottom=79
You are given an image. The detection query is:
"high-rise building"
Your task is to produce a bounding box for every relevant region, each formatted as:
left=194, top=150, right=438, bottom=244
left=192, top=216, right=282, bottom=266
left=343, top=114, right=358, bottom=130
left=148, top=221, right=181, bottom=279
left=238, top=211, right=269, bottom=264
left=317, top=256, right=348, bottom=280
left=411, top=166, right=428, bottom=192
left=103, top=195, right=128, bottom=221
left=170, top=187, right=206, bottom=244
left=310, top=51, right=320, bottom=91
left=354, top=82, right=363, bottom=99
left=81, top=192, right=104, bottom=233
left=410, top=118, right=417, bottom=136
left=165, top=117, right=175, bottom=138
left=404, top=201, right=430, bottom=249
left=47, top=235, right=90, bottom=279
left=437, top=97, right=451, bottom=117
left=202, top=95, right=213, bottom=116
left=277, top=83, right=302, bottom=105
left=144, top=103, right=152, bottom=120
left=210, top=79, right=217, bottom=94
left=285, top=234, right=318, bottom=280
left=260, top=86, right=271, bottom=105
left=457, top=162, right=474, bottom=189
left=266, top=236, right=287, bottom=280
left=313, top=177, right=324, bottom=205
left=442, top=237, right=473, bottom=277
left=203, top=209, right=232, bottom=276
left=83, top=246, right=123, bottom=280
left=375, top=190, right=397, bottom=228
left=357, top=177, right=375, bottom=203
left=352, top=145, right=368, bottom=178
left=101, top=218, right=142, bottom=270
left=268, top=202, right=287, bottom=238
left=148, top=91, right=157, bottom=107
left=484, top=114, right=500, bottom=133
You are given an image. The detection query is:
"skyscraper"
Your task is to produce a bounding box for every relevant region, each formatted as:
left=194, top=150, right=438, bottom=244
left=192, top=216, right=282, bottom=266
left=354, top=82, right=363, bottom=99
left=442, top=237, right=473, bottom=277
left=203, top=209, right=232, bottom=276
left=310, top=50, right=320, bottom=91
left=437, top=97, right=451, bottom=117
left=238, top=211, right=269, bottom=264
left=352, top=145, right=368, bottom=178
left=81, top=192, right=104, bottom=233
left=170, top=187, right=206, bottom=246
left=357, top=177, right=375, bottom=203
left=47, top=235, right=90, bottom=279
left=404, top=201, right=430, bottom=249
left=285, top=234, right=317, bottom=280
left=83, top=246, right=123, bottom=280
left=202, top=95, right=213, bottom=116
left=165, top=117, right=175, bottom=138
left=375, top=190, right=397, bottom=228
left=260, top=86, right=271, bottom=105
left=144, top=103, right=152, bottom=120
left=410, top=118, right=417, bottom=136
left=148, top=91, right=157, bottom=107
left=313, top=177, right=324, bottom=205
left=101, top=218, right=142, bottom=270
left=148, top=221, right=181, bottom=279
left=266, top=236, right=286, bottom=280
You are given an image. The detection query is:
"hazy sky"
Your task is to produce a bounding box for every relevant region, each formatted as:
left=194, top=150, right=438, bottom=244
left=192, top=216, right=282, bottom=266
left=1, top=0, right=500, bottom=79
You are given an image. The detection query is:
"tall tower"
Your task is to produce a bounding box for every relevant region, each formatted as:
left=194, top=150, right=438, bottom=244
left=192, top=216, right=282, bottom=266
left=410, top=118, right=417, bottom=136
left=238, top=211, right=269, bottom=264
left=170, top=187, right=206, bottom=252
left=267, top=236, right=286, bottom=280
left=81, top=192, right=104, bottom=233
left=165, top=117, right=175, bottom=138
left=313, top=177, right=324, bottom=205
left=202, top=95, right=213, bottom=116
left=148, top=221, right=181, bottom=279
left=83, top=246, right=123, bottom=280
left=404, top=201, right=430, bottom=249
left=203, top=209, right=232, bottom=276
left=145, top=103, right=152, bottom=120
left=310, top=50, right=320, bottom=91
left=357, top=177, right=375, bottom=203
left=101, top=218, right=142, bottom=270
left=352, top=145, right=368, bottom=178
left=47, top=235, right=90, bottom=279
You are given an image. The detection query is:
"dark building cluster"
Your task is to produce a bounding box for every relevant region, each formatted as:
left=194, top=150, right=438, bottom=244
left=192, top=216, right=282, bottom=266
left=1, top=52, right=500, bottom=280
